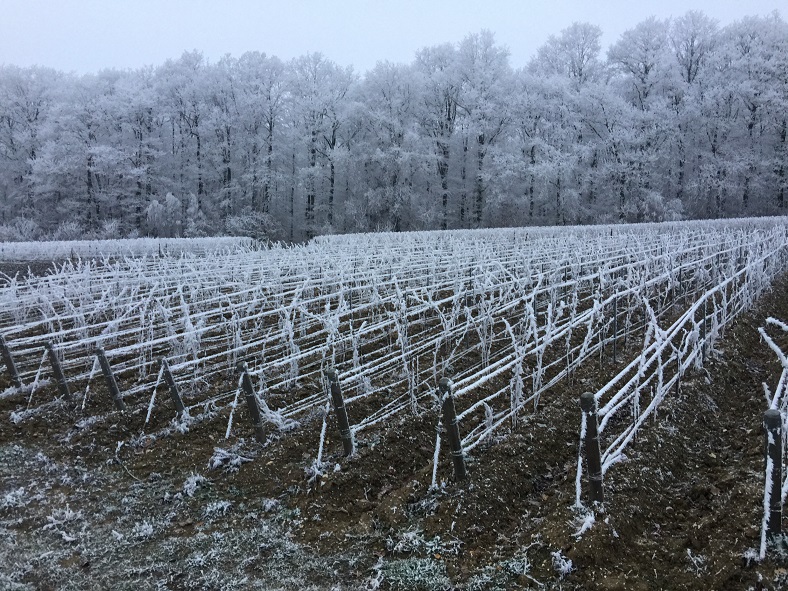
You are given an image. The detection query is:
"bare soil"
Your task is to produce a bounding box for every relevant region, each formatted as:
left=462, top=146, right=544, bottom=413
left=2, top=272, right=788, bottom=590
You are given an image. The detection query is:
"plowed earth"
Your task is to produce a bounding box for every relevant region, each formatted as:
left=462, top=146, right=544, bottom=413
left=2, top=268, right=788, bottom=590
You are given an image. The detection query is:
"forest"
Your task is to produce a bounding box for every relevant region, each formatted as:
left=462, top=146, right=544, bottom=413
left=0, top=11, right=786, bottom=242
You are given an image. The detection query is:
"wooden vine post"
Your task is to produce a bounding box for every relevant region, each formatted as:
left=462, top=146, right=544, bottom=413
left=678, top=266, right=685, bottom=307
left=612, top=296, right=618, bottom=364
left=324, top=368, right=354, bottom=456
left=160, top=358, right=186, bottom=417
left=701, top=298, right=708, bottom=358
left=765, top=409, right=783, bottom=538
left=439, top=377, right=467, bottom=480
left=95, top=347, right=125, bottom=411
left=580, top=392, right=604, bottom=504
left=237, top=362, right=265, bottom=444
left=0, top=334, right=22, bottom=388
left=45, top=341, right=71, bottom=402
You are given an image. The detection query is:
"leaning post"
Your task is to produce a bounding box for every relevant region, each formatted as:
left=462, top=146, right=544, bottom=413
left=765, top=409, right=783, bottom=538
left=161, top=358, right=186, bottom=417
left=701, top=298, right=708, bottom=358
left=612, top=296, right=618, bottom=364
left=0, top=334, right=22, bottom=388
left=325, top=368, right=354, bottom=456
left=580, top=392, right=604, bottom=504
left=95, top=347, right=125, bottom=411
left=45, top=341, right=71, bottom=402
left=678, top=266, right=685, bottom=307
left=237, top=362, right=265, bottom=444
left=439, top=377, right=467, bottom=481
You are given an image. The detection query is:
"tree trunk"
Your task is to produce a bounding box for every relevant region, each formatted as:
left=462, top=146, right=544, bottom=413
left=743, top=164, right=752, bottom=210
left=86, top=154, right=95, bottom=229
left=675, top=131, right=685, bottom=201
left=133, top=121, right=145, bottom=232
left=474, top=133, right=485, bottom=227
left=290, top=151, right=296, bottom=243
left=196, top=131, right=203, bottom=206
left=716, top=166, right=726, bottom=217
left=223, top=125, right=232, bottom=205
left=587, top=150, right=597, bottom=204
left=305, top=127, right=317, bottom=236
left=779, top=119, right=786, bottom=209
left=460, top=137, right=467, bottom=226
left=328, top=157, right=335, bottom=226
left=529, top=145, right=536, bottom=219
left=251, top=141, right=260, bottom=211
left=264, top=117, right=274, bottom=214
left=437, top=141, right=450, bottom=231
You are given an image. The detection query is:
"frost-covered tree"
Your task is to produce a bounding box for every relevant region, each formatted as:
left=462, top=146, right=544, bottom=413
left=608, top=17, right=675, bottom=111
left=457, top=31, right=513, bottom=227
left=414, top=43, right=461, bottom=230
left=671, top=11, right=719, bottom=85
left=234, top=52, right=288, bottom=215
left=0, top=11, right=786, bottom=240
left=355, top=61, right=419, bottom=231
left=289, top=53, right=354, bottom=237
left=530, top=22, right=605, bottom=87
left=0, top=66, right=59, bottom=223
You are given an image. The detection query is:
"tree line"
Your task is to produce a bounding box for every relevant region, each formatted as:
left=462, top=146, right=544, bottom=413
left=0, top=11, right=786, bottom=242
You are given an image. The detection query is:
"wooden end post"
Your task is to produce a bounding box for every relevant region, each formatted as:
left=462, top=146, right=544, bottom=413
left=45, top=342, right=71, bottom=402
left=439, top=377, right=467, bottom=480
left=765, top=409, right=783, bottom=538
left=161, top=358, right=185, bottom=417
left=580, top=392, right=604, bottom=504
left=678, top=266, right=684, bottom=306
left=95, top=347, right=125, bottom=411
left=325, top=368, right=354, bottom=456
left=0, top=334, right=22, bottom=388
left=612, top=296, right=618, bottom=364
left=701, top=298, right=708, bottom=358
left=237, top=362, right=265, bottom=444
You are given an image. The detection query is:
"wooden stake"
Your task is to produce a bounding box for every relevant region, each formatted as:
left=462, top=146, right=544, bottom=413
left=95, top=347, right=125, bottom=411
left=678, top=266, right=684, bottom=307
left=0, top=334, right=22, bottom=388
left=161, top=358, right=185, bottom=417
left=237, top=362, right=265, bottom=444
left=765, top=409, right=783, bottom=538
left=612, top=296, right=618, bottom=364
left=701, top=298, right=708, bottom=359
left=580, top=392, right=604, bottom=504
left=45, top=341, right=71, bottom=402
left=439, top=377, right=467, bottom=480
left=325, top=368, right=354, bottom=456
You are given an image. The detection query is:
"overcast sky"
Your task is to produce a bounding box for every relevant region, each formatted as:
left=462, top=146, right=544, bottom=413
left=1, top=0, right=784, bottom=75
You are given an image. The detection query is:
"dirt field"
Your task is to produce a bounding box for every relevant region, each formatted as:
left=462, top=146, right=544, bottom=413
left=2, top=271, right=788, bottom=590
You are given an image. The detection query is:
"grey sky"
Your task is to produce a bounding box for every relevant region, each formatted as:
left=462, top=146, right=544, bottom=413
left=1, top=0, right=784, bottom=75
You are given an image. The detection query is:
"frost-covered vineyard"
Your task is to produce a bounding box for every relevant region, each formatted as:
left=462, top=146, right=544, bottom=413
left=2, top=219, right=786, bottom=456
left=1, top=219, right=786, bottom=458
left=1, top=218, right=787, bottom=488
left=0, top=236, right=253, bottom=262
